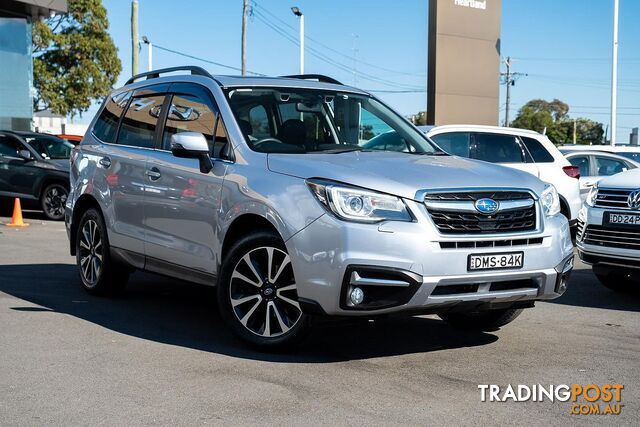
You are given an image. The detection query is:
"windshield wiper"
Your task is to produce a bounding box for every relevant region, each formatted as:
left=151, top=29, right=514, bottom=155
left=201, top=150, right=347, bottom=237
left=414, top=151, right=448, bottom=156
left=313, top=147, right=363, bottom=154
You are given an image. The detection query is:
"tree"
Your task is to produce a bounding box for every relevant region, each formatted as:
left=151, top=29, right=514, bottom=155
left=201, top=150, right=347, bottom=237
left=511, top=99, right=604, bottom=145
left=32, top=0, right=121, bottom=117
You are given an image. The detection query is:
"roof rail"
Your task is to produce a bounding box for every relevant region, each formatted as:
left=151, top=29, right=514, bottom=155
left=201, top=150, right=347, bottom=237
left=125, top=66, right=213, bottom=85
left=280, top=74, right=343, bottom=85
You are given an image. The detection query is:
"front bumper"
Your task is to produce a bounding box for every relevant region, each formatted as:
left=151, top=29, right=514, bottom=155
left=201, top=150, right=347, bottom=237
left=286, top=200, right=574, bottom=316
left=576, top=206, right=640, bottom=268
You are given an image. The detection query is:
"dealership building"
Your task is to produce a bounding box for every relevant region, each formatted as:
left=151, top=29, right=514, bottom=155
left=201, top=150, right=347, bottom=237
left=0, top=0, right=67, bottom=131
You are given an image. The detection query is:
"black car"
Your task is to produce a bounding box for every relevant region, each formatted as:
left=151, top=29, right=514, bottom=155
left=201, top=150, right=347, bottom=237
left=0, top=131, right=72, bottom=220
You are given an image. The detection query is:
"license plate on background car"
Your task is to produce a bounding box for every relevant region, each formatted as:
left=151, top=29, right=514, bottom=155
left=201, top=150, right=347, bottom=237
left=467, top=252, right=524, bottom=271
left=606, top=212, right=640, bottom=227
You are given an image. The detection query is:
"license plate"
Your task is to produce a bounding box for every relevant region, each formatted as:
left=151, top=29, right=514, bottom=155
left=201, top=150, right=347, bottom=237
left=467, top=252, right=524, bottom=271
left=606, top=212, right=640, bottom=227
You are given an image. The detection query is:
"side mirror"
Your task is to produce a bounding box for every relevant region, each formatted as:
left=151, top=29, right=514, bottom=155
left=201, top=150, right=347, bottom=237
left=170, top=132, right=213, bottom=174
left=18, top=149, right=33, bottom=161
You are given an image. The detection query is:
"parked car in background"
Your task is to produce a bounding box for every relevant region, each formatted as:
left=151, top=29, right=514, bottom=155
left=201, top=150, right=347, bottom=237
left=577, top=168, right=640, bottom=292
left=65, top=67, right=574, bottom=349
left=0, top=131, right=71, bottom=220
left=563, top=151, right=639, bottom=201
left=425, top=125, right=582, bottom=227
left=57, top=134, right=83, bottom=145
left=560, top=144, right=640, bottom=163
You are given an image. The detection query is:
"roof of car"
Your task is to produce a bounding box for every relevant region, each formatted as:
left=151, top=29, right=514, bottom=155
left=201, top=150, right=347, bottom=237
left=427, top=124, right=542, bottom=136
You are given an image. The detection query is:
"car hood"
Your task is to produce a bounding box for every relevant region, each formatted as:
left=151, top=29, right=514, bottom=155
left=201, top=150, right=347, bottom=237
left=267, top=151, right=545, bottom=201
left=598, top=168, right=640, bottom=189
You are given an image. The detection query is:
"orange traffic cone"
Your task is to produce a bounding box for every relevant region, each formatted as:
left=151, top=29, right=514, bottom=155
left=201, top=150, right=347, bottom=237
left=5, top=198, right=29, bottom=227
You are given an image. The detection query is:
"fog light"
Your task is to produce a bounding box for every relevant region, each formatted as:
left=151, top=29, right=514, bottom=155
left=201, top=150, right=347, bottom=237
left=349, top=287, right=364, bottom=305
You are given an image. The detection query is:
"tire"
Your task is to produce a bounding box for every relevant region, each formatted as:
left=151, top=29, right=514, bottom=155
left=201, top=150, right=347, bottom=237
left=594, top=265, right=637, bottom=293
left=439, top=308, right=523, bottom=332
left=217, top=230, right=309, bottom=349
left=75, top=208, right=129, bottom=295
left=41, top=183, right=68, bottom=221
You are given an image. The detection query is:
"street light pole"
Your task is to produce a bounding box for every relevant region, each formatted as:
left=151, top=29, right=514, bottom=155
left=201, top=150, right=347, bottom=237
left=142, top=36, right=152, bottom=71
left=610, top=0, right=619, bottom=146
left=292, top=7, right=304, bottom=74
left=131, top=0, right=139, bottom=76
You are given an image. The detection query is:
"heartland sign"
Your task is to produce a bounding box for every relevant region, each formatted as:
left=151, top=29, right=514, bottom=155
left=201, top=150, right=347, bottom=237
left=427, top=0, right=501, bottom=125
left=454, top=0, right=487, bottom=10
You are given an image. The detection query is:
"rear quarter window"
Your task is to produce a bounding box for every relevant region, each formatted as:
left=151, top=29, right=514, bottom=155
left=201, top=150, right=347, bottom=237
left=93, top=91, right=131, bottom=143
left=520, top=136, right=555, bottom=163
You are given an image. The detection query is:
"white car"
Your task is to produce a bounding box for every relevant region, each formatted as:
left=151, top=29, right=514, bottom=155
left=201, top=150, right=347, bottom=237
left=560, top=144, right=640, bottom=163
left=425, top=125, right=582, bottom=227
left=577, top=168, right=640, bottom=292
left=563, top=151, right=639, bottom=201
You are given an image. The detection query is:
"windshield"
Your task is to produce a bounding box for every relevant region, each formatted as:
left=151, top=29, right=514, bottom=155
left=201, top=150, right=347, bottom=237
left=619, top=151, right=640, bottom=163
left=25, top=136, right=73, bottom=159
left=225, top=88, right=441, bottom=155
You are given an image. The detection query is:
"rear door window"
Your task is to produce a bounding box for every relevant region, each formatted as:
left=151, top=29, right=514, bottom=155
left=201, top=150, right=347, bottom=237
left=0, top=136, right=23, bottom=157
left=520, top=136, right=555, bottom=163
left=473, top=133, right=525, bottom=163
left=429, top=132, right=471, bottom=157
left=116, top=94, right=166, bottom=148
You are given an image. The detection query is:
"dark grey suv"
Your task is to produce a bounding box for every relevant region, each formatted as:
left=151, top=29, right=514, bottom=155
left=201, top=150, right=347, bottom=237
left=0, top=131, right=72, bottom=220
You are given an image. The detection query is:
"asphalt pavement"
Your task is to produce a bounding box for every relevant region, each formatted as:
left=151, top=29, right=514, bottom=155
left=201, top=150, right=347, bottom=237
left=0, top=209, right=638, bottom=425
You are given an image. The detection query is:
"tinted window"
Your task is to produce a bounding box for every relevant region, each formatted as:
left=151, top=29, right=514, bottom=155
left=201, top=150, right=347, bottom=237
left=0, top=136, right=22, bottom=157
left=474, top=133, right=525, bottom=163
left=93, top=91, right=131, bottom=143
left=162, top=93, right=216, bottom=152
left=25, top=136, right=73, bottom=159
left=248, top=105, right=271, bottom=140
left=430, top=132, right=471, bottom=157
left=521, top=136, right=554, bottom=163
left=595, top=156, right=629, bottom=176
left=619, top=152, right=640, bottom=162
left=116, top=95, right=165, bottom=148
left=569, top=156, right=590, bottom=177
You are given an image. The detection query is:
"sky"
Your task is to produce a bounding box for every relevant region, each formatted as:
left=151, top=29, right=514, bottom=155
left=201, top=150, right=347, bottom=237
left=77, top=0, right=640, bottom=143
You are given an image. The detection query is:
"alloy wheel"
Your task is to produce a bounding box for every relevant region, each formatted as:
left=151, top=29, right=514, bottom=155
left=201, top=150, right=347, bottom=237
left=44, top=185, right=67, bottom=219
left=229, top=246, right=302, bottom=338
left=78, top=219, right=103, bottom=285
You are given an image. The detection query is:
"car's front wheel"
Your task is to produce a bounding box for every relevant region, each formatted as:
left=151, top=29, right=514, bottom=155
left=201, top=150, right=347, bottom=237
left=594, top=265, right=637, bottom=293
left=76, top=208, right=129, bottom=295
left=41, top=183, right=68, bottom=221
left=439, top=308, right=523, bottom=331
left=217, top=231, right=309, bottom=349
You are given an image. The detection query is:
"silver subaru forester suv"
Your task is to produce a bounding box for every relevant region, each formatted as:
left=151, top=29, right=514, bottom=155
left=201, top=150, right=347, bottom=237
left=65, top=66, right=574, bottom=348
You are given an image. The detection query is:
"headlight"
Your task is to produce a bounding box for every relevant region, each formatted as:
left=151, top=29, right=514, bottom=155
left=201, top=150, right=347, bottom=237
left=586, top=185, right=598, bottom=207
left=540, top=184, right=561, bottom=217
left=307, top=179, right=412, bottom=223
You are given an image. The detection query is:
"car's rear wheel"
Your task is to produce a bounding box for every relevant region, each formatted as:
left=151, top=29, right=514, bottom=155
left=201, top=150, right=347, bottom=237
left=439, top=308, right=523, bottom=331
left=594, top=265, right=637, bottom=293
left=76, top=208, right=129, bottom=295
left=218, top=231, right=309, bottom=349
left=41, top=183, right=68, bottom=221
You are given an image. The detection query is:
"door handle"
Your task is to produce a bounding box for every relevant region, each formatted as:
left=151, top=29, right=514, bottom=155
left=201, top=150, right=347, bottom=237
left=99, top=157, right=111, bottom=168
left=146, top=167, right=161, bottom=181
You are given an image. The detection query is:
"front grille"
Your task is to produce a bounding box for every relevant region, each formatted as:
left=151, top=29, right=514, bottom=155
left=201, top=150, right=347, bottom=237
left=439, top=237, right=543, bottom=249
left=594, top=188, right=635, bottom=210
left=583, top=225, right=640, bottom=250
left=424, top=191, right=537, bottom=235
left=577, top=219, right=586, bottom=241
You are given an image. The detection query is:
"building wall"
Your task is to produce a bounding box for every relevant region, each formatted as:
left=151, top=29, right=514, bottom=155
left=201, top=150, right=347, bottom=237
left=0, top=17, right=33, bottom=131
left=427, top=0, right=501, bottom=125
